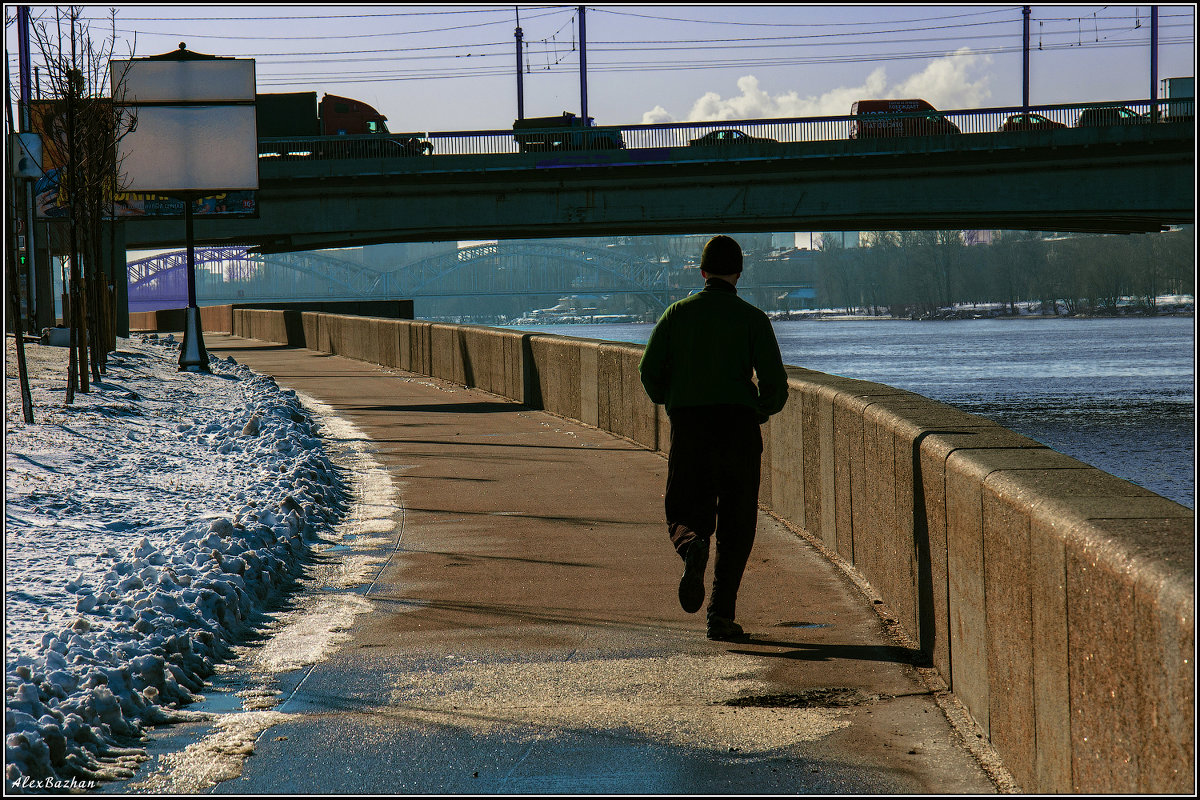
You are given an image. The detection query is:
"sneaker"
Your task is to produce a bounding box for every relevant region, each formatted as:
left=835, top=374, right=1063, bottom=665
left=707, top=615, right=748, bottom=641
left=678, top=537, right=709, bottom=613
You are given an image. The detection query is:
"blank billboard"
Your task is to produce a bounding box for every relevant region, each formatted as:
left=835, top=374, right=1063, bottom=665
left=112, top=58, right=255, bottom=103
left=118, top=105, right=258, bottom=192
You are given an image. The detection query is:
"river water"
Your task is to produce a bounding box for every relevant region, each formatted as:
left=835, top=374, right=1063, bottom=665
left=502, top=317, right=1195, bottom=509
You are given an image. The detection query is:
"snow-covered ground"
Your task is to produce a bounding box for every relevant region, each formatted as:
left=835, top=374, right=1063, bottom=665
left=4, top=334, right=353, bottom=791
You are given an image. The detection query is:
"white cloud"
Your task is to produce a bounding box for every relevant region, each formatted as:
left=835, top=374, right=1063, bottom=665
left=895, top=48, right=994, bottom=109
left=640, top=104, right=674, bottom=124
left=648, top=49, right=993, bottom=122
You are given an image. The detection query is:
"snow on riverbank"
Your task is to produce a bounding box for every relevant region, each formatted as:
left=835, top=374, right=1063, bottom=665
left=766, top=295, right=1196, bottom=321
left=4, top=335, right=350, bottom=788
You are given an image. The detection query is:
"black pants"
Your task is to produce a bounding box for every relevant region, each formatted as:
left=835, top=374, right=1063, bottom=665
left=664, top=405, right=763, bottom=621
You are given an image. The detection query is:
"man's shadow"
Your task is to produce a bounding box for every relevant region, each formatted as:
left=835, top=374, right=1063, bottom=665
left=723, top=636, right=921, bottom=665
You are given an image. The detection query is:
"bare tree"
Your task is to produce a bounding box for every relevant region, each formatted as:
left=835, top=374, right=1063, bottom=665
left=26, top=6, right=136, bottom=401
left=815, top=232, right=854, bottom=312
left=990, top=231, right=1036, bottom=315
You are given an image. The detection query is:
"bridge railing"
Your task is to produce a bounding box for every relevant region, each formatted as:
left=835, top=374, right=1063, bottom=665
left=257, top=99, right=1191, bottom=161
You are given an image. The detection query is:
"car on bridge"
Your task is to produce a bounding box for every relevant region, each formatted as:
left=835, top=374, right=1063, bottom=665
left=1074, top=106, right=1148, bottom=127
left=849, top=98, right=961, bottom=138
left=999, top=112, right=1067, bottom=132
left=378, top=136, right=435, bottom=157
left=687, top=129, right=778, bottom=146
left=267, top=135, right=433, bottom=160
left=513, top=112, right=625, bottom=153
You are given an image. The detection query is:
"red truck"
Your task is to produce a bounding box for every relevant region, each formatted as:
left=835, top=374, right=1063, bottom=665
left=319, top=94, right=389, bottom=135
left=256, top=92, right=432, bottom=157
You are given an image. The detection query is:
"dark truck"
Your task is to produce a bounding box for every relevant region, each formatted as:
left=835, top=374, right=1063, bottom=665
left=513, top=112, right=625, bottom=153
left=849, top=98, right=961, bottom=138
left=256, top=92, right=433, bottom=158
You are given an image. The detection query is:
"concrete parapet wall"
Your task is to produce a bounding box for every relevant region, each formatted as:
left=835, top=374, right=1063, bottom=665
left=232, top=299, right=413, bottom=320
left=200, top=305, right=233, bottom=334
left=232, top=308, right=289, bottom=346
left=129, top=307, right=188, bottom=333
left=225, top=309, right=1193, bottom=794
left=127, top=310, right=156, bottom=332
left=136, top=302, right=408, bottom=336
left=596, top=342, right=660, bottom=451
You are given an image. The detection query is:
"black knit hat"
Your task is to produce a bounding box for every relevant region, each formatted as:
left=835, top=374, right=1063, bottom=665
left=700, top=235, right=743, bottom=275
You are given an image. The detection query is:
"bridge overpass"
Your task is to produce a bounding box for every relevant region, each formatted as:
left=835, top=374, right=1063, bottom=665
left=120, top=100, right=1194, bottom=254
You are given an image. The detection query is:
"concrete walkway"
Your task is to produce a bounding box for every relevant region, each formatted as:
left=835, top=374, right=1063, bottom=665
left=143, top=334, right=1002, bottom=794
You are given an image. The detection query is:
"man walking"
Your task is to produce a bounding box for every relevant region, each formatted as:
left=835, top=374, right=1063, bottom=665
left=638, top=235, right=789, bottom=641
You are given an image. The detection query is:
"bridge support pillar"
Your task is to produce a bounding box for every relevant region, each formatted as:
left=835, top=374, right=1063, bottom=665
left=31, top=214, right=54, bottom=331
left=103, top=221, right=129, bottom=337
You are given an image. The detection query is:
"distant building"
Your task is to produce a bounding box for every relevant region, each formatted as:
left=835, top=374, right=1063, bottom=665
left=963, top=230, right=994, bottom=246
left=754, top=247, right=818, bottom=310
left=798, top=231, right=859, bottom=249
left=771, top=232, right=797, bottom=251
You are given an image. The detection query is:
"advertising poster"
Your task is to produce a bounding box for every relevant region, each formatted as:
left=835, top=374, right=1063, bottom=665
left=29, top=99, right=258, bottom=220
left=34, top=168, right=257, bottom=220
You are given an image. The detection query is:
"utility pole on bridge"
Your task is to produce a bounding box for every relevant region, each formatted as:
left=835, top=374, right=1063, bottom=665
left=514, top=10, right=524, bottom=121
left=1022, top=6, right=1030, bottom=115
left=578, top=6, right=588, bottom=126
left=1150, top=6, right=1159, bottom=121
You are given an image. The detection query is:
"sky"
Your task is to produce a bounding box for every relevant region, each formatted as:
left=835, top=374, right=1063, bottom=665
left=4, top=333, right=389, bottom=789
left=5, top=4, right=1196, bottom=133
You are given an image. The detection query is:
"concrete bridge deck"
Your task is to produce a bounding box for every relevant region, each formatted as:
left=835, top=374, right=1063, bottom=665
left=128, top=333, right=1005, bottom=794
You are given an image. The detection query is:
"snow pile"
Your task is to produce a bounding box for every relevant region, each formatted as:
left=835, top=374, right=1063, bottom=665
left=4, top=335, right=349, bottom=788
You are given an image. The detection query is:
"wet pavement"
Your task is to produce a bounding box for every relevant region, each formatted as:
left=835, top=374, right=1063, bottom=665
left=106, top=334, right=1007, bottom=795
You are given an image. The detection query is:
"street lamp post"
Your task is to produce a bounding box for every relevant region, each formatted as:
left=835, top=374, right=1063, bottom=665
left=177, top=191, right=209, bottom=370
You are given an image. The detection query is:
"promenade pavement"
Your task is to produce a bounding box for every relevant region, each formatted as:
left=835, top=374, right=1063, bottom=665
left=118, top=333, right=1004, bottom=794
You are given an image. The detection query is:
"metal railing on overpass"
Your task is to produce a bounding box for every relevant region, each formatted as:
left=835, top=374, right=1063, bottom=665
left=257, top=99, right=1193, bottom=161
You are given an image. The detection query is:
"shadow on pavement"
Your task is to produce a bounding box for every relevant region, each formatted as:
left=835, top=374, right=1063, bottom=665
left=343, top=401, right=529, bottom=414
left=728, top=640, right=920, bottom=665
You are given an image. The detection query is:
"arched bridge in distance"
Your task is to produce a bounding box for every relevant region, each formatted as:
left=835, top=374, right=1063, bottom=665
left=127, top=242, right=687, bottom=312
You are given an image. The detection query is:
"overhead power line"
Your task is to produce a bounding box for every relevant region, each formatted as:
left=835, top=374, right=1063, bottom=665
left=8, top=5, right=1193, bottom=93
left=589, top=6, right=1022, bottom=27
left=578, top=22, right=1193, bottom=52
left=67, top=7, right=569, bottom=42
left=12, top=33, right=1194, bottom=80
left=245, top=35, right=1194, bottom=85
left=74, top=7, right=572, bottom=22
left=30, top=5, right=1192, bottom=55
left=26, top=19, right=1188, bottom=61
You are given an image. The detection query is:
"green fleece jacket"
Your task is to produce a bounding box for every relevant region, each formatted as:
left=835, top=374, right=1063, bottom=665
left=638, top=278, right=788, bottom=422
